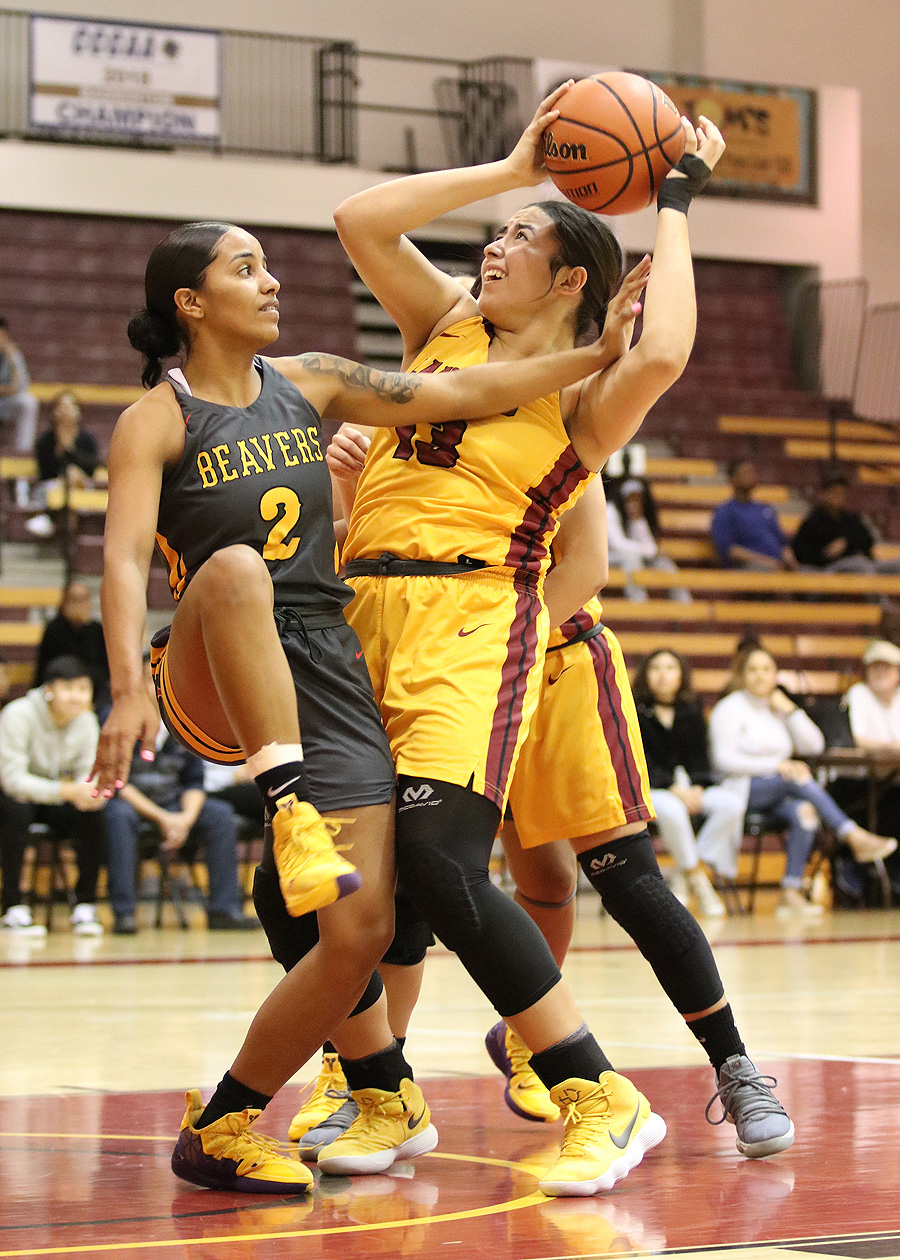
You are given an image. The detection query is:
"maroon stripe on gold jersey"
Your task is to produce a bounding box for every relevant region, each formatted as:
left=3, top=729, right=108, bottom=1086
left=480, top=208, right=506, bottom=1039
left=504, top=448, right=589, bottom=574
left=483, top=582, right=542, bottom=810
left=588, top=631, right=645, bottom=814
left=557, top=605, right=597, bottom=645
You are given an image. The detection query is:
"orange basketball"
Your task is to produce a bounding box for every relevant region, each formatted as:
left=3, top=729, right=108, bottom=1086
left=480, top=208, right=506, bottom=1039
left=543, top=72, right=685, bottom=215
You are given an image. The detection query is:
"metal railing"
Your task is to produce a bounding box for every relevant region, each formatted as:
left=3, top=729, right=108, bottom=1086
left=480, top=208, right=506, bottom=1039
left=854, top=303, right=900, bottom=426
left=791, top=277, right=869, bottom=407
left=0, top=10, right=532, bottom=172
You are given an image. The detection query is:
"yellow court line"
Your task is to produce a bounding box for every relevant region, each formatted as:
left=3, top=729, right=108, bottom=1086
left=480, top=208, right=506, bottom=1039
left=0, top=1146, right=547, bottom=1257
left=0, top=1192, right=546, bottom=1256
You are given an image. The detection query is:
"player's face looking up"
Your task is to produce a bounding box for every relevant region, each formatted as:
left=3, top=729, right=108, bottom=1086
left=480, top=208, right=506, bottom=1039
left=173, top=227, right=281, bottom=354
left=478, top=208, right=584, bottom=329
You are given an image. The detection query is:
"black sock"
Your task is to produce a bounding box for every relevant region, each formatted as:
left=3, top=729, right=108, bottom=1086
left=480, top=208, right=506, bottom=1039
left=197, top=1070, right=273, bottom=1128
left=396, top=1035, right=406, bottom=1051
left=688, top=1004, right=745, bottom=1072
left=341, top=1039, right=412, bottom=1093
left=254, top=761, right=310, bottom=817
left=529, top=1023, right=614, bottom=1090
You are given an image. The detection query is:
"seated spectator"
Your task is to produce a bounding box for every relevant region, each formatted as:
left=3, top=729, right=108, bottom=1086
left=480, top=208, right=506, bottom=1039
left=606, top=477, right=691, bottom=602
left=26, top=391, right=102, bottom=539
left=104, top=659, right=259, bottom=935
left=829, top=640, right=900, bottom=900
left=792, top=471, right=900, bottom=576
left=0, top=656, right=107, bottom=937
left=0, top=316, right=38, bottom=453
left=36, top=581, right=110, bottom=717
left=709, top=646, right=897, bottom=917
left=711, top=459, right=798, bottom=571
left=632, top=649, right=739, bottom=914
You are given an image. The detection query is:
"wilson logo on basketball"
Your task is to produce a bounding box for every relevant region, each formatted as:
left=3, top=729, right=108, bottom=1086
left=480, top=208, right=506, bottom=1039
left=543, top=131, right=587, bottom=162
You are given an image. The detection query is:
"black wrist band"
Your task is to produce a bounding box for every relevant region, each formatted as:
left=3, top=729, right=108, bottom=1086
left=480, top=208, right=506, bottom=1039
left=656, top=178, right=694, bottom=214
left=656, top=152, right=713, bottom=214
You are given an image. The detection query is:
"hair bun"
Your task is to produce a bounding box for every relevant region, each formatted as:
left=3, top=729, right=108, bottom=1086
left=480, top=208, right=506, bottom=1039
left=127, top=308, right=182, bottom=388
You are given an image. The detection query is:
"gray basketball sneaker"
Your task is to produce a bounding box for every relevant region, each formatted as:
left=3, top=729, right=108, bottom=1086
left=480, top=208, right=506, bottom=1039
left=706, top=1055, right=795, bottom=1158
left=296, top=1098, right=360, bottom=1162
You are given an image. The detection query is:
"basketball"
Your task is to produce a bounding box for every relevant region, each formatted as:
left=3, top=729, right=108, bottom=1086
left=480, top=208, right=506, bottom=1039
left=543, top=72, right=686, bottom=215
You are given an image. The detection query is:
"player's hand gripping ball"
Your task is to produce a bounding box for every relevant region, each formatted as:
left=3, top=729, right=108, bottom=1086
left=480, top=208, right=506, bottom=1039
left=543, top=72, right=686, bottom=215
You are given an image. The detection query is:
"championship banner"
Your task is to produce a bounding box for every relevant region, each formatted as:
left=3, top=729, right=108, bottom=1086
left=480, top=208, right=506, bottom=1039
left=30, top=16, right=220, bottom=142
left=646, top=74, right=816, bottom=204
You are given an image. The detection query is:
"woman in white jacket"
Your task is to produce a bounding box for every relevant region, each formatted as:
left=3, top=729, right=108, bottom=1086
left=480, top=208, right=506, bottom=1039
left=708, top=646, right=896, bottom=916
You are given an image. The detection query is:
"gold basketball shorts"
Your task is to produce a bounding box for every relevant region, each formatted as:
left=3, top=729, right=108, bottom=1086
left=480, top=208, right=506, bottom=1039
left=508, top=624, right=654, bottom=847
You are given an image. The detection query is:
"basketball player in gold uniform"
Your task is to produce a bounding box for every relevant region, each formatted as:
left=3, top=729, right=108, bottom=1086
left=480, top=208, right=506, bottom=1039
left=323, top=88, right=727, bottom=1194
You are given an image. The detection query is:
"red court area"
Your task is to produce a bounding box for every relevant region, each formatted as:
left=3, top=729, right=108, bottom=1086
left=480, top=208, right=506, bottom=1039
left=3, top=1060, right=899, bottom=1259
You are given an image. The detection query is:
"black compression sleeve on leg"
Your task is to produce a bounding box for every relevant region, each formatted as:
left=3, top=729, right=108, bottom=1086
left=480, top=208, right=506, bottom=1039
left=578, top=829, right=726, bottom=1014
left=395, top=775, right=562, bottom=1017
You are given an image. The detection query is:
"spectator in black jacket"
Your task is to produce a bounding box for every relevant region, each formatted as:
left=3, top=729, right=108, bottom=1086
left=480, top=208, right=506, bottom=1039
left=26, top=391, right=101, bottom=539
left=792, top=471, right=900, bottom=575
left=36, top=582, right=110, bottom=716
left=104, top=659, right=259, bottom=935
left=633, top=648, right=746, bottom=915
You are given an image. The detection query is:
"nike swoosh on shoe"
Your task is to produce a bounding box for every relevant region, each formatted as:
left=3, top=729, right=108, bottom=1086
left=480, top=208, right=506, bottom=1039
left=609, top=1105, right=641, bottom=1149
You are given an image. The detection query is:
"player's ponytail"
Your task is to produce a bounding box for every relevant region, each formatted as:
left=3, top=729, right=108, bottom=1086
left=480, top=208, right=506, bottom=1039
left=128, top=221, right=232, bottom=389
left=531, top=200, right=623, bottom=340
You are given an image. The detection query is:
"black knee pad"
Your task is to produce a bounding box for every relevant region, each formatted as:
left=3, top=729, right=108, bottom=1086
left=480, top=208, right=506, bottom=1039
left=252, top=867, right=384, bottom=1017
left=381, top=888, right=435, bottom=967
left=578, top=830, right=724, bottom=1014
left=395, top=775, right=561, bottom=1017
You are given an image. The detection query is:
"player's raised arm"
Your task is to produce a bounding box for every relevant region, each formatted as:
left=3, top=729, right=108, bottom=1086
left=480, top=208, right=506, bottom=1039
left=566, top=116, right=725, bottom=471
left=333, top=83, right=574, bottom=358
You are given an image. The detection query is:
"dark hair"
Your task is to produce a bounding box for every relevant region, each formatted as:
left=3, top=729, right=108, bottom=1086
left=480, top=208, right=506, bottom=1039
left=128, top=221, right=232, bottom=389
left=632, top=648, right=695, bottom=707
left=471, top=201, right=623, bottom=339
left=726, top=457, right=754, bottom=480
left=606, top=474, right=660, bottom=539
left=43, top=655, right=92, bottom=684
left=535, top=201, right=623, bottom=337
left=821, top=468, right=850, bottom=490
left=0, top=316, right=7, bottom=331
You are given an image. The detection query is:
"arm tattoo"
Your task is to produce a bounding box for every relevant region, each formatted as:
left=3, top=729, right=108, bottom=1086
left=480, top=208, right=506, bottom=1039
left=296, top=354, right=422, bottom=405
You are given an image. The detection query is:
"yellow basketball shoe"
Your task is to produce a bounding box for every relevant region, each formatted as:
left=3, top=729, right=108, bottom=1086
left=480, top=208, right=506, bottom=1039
left=288, top=1051, right=350, bottom=1142
left=171, top=1090, right=313, bottom=1194
left=539, top=1073, right=666, bottom=1197
left=317, top=1078, right=439, bottom=1175
left=485, top=1022, right=560, bottom=1123
left=272, top=793, right=361, bottom=917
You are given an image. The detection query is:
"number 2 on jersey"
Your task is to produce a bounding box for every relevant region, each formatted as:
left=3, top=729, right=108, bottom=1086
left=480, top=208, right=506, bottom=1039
left=260, top=487, right=301, bottom=560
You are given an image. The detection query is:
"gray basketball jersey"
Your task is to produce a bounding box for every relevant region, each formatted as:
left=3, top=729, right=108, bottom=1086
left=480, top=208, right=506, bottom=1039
left=156, top=359, right=352, bottom=626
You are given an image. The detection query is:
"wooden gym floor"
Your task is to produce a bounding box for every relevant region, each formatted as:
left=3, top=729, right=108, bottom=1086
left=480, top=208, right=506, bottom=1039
left=1, top=900, right=899, bottom=1259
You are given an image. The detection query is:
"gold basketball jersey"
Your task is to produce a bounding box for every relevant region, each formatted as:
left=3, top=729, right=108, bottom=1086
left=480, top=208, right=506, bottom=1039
left=342, top=316, right=592, bottom=577
left=549, top=594, right=604, bottom=649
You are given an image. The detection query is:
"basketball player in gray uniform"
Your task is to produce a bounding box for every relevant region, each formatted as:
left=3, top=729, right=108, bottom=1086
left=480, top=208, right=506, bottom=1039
left=94, top=219, right=626, bottom=1193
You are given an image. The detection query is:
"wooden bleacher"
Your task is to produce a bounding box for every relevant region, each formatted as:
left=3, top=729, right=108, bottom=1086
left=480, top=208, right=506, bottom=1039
left=652, top=481, right=788, bottom=506
left=784, top=439, right=900, bottom=466
left=718, top=415, right=895, bottom=442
